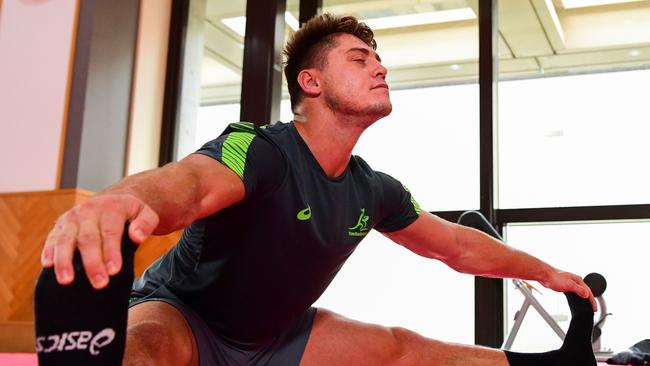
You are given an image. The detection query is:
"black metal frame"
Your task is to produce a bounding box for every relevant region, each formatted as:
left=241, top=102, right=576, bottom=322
left=159, top=0, right=189, bottom=166
left=240, top=0, right=287, bottom=125
left=160, top=0, right=650, bottom=348
left=474, top=0, right=504, bottom=348
left=498, top=205, right=650, bottom=223
left=299, top=0, right=322, bottom=25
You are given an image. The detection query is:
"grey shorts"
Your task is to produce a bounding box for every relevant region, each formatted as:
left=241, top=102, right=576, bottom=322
left=129, top=286, right=316, bottom=366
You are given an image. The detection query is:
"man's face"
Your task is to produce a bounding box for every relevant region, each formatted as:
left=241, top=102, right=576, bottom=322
left=319, top=33, right=392, bottom=122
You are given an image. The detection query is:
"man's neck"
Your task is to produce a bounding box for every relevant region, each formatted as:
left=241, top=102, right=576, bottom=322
left=293, top=110, right=373, bottom=178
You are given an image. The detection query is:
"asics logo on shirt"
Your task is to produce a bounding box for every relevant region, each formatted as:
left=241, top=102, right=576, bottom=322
left=348, top=208, right=370, bottom=236
left=35, top=328, right=115, bottom=356
left=297, top=206, right=311, bottom=221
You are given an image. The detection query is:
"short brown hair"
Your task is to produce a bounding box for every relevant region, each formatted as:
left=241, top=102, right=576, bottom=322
left=283, top=13, right=377, bottom=113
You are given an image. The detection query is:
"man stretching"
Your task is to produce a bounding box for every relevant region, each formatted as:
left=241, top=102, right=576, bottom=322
left=36, top=13, right=598, bottom=366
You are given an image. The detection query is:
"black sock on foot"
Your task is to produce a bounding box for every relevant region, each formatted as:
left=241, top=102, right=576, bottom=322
left=504, top=292, right=597, bottom=366
left=34, top=230, right=136, bottom=366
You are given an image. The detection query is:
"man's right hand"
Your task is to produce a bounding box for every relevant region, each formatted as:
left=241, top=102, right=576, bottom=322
left=40, top=193, right=159, bottom=289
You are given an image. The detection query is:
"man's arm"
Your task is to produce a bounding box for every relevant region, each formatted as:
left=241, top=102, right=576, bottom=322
left=383, top=211, right=597, bottom=310
left=41, top=154, right=244, bottom=289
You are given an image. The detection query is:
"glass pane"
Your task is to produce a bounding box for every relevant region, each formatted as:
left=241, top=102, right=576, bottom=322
left=315, top=231, right=475, bottom=344
left=355, top=84, right=479, bottom=211
left=173, top=0, right=247, bottom=159
left=194, top=99, right=293, bottom=151
left=189, top=0, right=301, bottom=152
left=503, top=221, right=650, bottom=352
left=316, top=0, right=480, bottom=343
left=497, top=0, right=650, bottom=208
left=194, top=103, right=239, bottom=149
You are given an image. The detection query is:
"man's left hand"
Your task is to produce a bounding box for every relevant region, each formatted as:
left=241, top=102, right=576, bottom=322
left=539, top=270, right=598, bottom=312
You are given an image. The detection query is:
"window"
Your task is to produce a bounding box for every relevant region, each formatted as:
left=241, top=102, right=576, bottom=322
left=498, top=70, right=650, bottom=208
left=315, top=231, right=475, bottom=343
left=497, top=0, right=650, bottom=209
left=503, top=221, right=650, bottom=352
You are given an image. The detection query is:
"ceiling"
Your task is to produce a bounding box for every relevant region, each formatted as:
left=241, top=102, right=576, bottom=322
left=200, top=0, right=650, bottom=104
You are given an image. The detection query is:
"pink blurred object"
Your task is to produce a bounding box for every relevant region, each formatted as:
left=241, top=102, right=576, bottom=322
left=0, top=353, right=37, bottom=366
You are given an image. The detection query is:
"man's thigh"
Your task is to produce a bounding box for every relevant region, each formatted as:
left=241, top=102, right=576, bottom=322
left=300, top=308, right=507, bottom=366
left=125, top=300, right=198, bottom=366
left=301, top=308, right=422, bottom=366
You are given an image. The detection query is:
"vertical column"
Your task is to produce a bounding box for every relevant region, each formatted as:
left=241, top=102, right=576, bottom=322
left=158, top=0, right=190, bottom=166
left=60, top=0, right=92, bottom=190
left=475, top=0, right=504, bottom=348
left=60, top=0, right=141, bottom=192
left=299, top=0, right=322, bottom=26
left=240, top=0, right=286, bottom=125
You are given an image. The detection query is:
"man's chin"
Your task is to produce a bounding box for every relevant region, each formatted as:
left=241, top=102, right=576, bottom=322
left=361, top=105, right=392, bottom=128
left=366, top=99, right=391, bottom=114
left=383, top=103, right=392, bottom=116
left=372, top=104, right=392, bottom=119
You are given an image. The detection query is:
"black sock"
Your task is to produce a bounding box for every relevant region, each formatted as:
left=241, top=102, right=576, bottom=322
left=34, top=230, right=136, bottom=366
left=505, top=292, right=597, bottom=366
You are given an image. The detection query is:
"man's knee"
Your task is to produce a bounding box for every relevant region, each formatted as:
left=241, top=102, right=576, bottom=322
left=124, top=319, right=193, bottom=366
left=385, top=326, right=429, bottom=365
left=127, top=319, right=176, bottom=352
left=124, top=301, right=197, bottom=366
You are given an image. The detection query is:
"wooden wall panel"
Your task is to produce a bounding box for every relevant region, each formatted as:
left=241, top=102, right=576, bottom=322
left=0, top=190, right=179, bottom=352
left=0, top=190, right=86, bottom=325
left=135, top=231, right=179, bottom=277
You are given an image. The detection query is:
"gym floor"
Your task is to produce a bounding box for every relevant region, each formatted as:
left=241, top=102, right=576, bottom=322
left=0, top=353, right=612, bottom=365
left=0, top=353, right=35, bottom=366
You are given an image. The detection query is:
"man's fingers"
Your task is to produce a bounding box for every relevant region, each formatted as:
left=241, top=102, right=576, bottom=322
left=52, top=221, right=79, bottom=285
left=590, top=296, right=598, bottom=312
left=128, top=204, right=159, bottom=244
left=571, top=277, right=589, bottom=297
left=77, top=215, right=108, bottom=289
left=576, top=282, right=589, bottom=298
left=43, top=194, right=155, bottom=290
left=574, top=278, right=598, bottom=312
left=583, top=286, right=598, bottom=312
left=41, top=225, right=60, bottom=267
left=99, top=213, right=126, bottom=276
left=580, top=281, right=599, bottom=312
left=41, top=244, right=54, bottom=267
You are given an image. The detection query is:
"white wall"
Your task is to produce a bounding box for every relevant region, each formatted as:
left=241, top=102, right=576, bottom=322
left=0, top=0, right=78, bottom=192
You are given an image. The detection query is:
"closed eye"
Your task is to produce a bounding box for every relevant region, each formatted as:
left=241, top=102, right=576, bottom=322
left=346, top=47, right=382, bottom=64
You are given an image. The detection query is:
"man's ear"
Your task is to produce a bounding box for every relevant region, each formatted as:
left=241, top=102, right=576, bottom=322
left=297, top=69, right=321, bottom=97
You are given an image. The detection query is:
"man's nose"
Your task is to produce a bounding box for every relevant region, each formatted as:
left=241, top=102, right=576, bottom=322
left=374, top=62, right=387, bottom=79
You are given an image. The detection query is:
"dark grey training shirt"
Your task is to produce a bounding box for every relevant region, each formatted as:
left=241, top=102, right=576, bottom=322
left=132, top=121, right=421, bottom=345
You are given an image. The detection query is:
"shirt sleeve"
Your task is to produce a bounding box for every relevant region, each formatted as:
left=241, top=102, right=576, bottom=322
left=374, top=172, right=422, bottom=233
left=193, top=122, right=286, bottom=200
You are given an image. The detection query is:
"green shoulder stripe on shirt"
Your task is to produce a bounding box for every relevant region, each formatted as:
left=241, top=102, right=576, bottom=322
left=229, top=122, right=255, bottom=133
left=222, top=131, right=256, bottom=180
left=403, top=185, right=422, bottom=215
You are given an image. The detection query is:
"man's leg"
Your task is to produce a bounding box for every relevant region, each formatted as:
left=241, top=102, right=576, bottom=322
left=301, top=292, right=596, bottom=366
left=301, top=308, right=507, bottom=366
left=124, top=301, right=198, bottom=366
